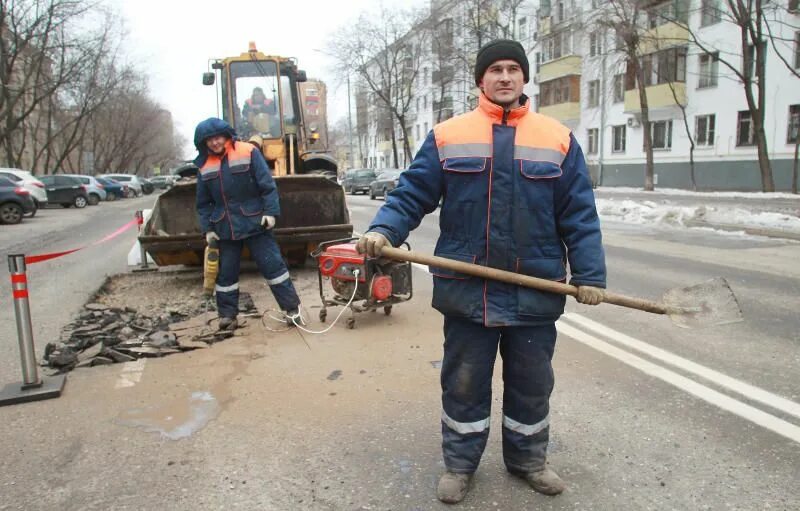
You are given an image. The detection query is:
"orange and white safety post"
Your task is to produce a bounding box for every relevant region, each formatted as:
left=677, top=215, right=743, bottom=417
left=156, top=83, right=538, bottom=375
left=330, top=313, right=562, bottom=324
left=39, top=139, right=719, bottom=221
left=0, top=254, right=66, bottom=407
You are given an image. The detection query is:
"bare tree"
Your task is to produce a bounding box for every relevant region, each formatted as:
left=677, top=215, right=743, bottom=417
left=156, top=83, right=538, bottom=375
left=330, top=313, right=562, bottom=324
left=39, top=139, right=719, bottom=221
left=328, top=6, right=428, bottom=166
left=593, top=0, right=658, bottom=191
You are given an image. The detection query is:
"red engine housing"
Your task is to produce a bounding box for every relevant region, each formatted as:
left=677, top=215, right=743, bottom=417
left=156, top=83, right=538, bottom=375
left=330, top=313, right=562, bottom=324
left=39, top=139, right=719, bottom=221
left=317, top=243, right=366, bottom=282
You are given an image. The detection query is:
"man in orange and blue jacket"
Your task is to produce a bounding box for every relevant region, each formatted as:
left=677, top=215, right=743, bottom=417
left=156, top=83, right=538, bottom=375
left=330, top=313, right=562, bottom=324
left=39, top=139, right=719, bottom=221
left=195, top=117, right=302, bottom=330
left=357, top=39, right=607, bottom=503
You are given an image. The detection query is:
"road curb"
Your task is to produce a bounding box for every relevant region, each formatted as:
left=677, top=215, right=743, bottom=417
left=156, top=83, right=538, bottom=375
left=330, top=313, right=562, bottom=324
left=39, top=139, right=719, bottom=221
left=684, top=220, right=800, bottom=241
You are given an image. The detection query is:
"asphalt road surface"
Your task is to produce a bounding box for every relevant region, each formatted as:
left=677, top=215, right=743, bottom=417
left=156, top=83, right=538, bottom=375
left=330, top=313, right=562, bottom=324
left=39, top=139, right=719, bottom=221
left=0, top=191, right=797, bottom=510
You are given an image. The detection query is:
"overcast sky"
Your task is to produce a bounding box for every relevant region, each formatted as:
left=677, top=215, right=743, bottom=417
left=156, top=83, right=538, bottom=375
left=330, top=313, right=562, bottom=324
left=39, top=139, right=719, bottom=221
left=113, top=0, right=429, bottom=159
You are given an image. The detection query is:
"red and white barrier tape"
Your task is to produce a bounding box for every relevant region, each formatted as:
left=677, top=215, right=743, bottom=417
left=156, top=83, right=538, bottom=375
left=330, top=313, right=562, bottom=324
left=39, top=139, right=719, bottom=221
left=23, top=218, right=139, bottom=265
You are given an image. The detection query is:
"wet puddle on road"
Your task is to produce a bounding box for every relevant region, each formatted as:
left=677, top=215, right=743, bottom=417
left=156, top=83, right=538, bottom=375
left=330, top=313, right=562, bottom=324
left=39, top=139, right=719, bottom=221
left=117, top=391, right=221, bottom=440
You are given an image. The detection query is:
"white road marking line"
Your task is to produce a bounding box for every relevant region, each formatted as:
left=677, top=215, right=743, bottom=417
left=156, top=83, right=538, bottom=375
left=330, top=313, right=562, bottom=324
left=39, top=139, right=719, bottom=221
left=115, top=359, right=146, bottom=389
left=557, top=321, right=800, bottom=444
left=562, top=313, right=800, bottom=421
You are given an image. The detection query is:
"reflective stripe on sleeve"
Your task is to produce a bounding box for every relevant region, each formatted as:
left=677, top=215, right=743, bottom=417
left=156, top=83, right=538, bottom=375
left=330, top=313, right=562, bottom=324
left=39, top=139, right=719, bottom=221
left=215, top=282, right=239, bottom=293
left=266, top=271, right=290, bottom=286
left=502, top=414, right=550, bottom=436
left=442, top=411, right=490, bottom=434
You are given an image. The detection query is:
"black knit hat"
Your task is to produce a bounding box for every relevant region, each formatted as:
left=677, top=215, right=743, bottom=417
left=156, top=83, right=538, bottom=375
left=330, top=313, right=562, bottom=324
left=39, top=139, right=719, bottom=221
left=474, top=39, right=530, bottom=86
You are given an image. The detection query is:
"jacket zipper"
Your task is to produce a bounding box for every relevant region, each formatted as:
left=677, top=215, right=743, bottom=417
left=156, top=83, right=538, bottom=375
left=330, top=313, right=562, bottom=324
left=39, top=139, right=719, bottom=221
left=502, top=109, right=509, bottom=125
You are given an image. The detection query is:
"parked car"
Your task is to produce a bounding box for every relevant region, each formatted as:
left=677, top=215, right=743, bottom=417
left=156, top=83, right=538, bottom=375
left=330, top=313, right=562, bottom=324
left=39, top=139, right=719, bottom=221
left=62, top=174, right=106, bottom=205
left=95, top=177, right=126, bottom=201
left=0, top=176, right=36, bottom=224
left=140, top=178, right=155, bottom=195
left=148, top=175, right=174, bottom=189
left=100, top=174, right=143, bottom=197
left=38, top=175, right=89, bottom=208
left=368, top=169, right=404, bottom=200
left=341, top=168, right=377, bottom=195
left=0, top=167, right=48, bottom=214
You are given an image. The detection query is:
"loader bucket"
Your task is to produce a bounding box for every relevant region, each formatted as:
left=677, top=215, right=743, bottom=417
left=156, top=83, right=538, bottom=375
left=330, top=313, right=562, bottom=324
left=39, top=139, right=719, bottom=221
left=139, top=176, right=352, bottom=267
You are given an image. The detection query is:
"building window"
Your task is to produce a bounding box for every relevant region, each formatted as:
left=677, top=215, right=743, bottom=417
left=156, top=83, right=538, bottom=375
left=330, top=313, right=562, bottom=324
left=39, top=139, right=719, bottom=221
left=535, top=52, right=542, bottom=73
left=533, top=94, right=539, bottom=112
left=612, top=125, right=626, bottom=152
left=794, top=32, right=800, bottom=69
left=698, top=52, right=719, bottom=88
left=641, top=46, right=687, bottom=85
left=424, top=122, right=429, bottom=134
left=590, top=32, right=602, bottom=57
left=613, top=74, right=625, bottom=103
left=701, top=0, right=721, bottom=26
left=647, top=0, right=689, bottom=28
left=791, top=0, right=799, bottom=12
left=588, top=80, right=600, bottom=107
left=587, top=128, right=599, bottom=154
left=539, top=76, right=579, bottom=107
left=424, top=67, right=429, bottom=85
left=423, top=95, right=427, bottom=109
left=518, top=17, right=528, bottom=40
left=695, top=114, right=716, bottom=147
left=737, top=110, right=756, bottom=146
left=416, top=97, right=421, bottom=110
left=543, top=30, right=571, bottom=61
left=788, top=105, right=800, bottom=144
left=416, top=124, right=421, bottom=140
left=743, top=41, right=766, bottom=80
left=649, top=120, right=673, bottom=150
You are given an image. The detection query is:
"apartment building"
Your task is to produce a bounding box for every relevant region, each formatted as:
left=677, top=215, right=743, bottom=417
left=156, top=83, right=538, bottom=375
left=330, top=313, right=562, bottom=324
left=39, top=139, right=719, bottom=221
left=354, top=0, right=538, bottom=169
left=527, top=0, right=800, bottom=190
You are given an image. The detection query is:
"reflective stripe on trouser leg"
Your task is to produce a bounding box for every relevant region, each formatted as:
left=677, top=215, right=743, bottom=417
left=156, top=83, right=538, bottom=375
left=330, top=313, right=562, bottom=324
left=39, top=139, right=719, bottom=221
left=216, top=239, right=244, bottom=319
left=246, top=231, right=300, bottom=311
left=499, top=322, right=557, bottom=473
left=440, top=316, right=501, bottom=473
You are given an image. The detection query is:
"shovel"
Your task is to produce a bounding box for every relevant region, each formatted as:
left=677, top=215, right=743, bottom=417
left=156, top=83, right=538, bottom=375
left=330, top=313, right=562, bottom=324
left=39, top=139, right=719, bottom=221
left=379, top=246, right=743, bottom=329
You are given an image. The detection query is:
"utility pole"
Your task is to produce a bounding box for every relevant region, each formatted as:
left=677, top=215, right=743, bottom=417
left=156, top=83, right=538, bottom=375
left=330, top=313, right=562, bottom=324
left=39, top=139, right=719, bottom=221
left=346, top=74, right=355, bottom=170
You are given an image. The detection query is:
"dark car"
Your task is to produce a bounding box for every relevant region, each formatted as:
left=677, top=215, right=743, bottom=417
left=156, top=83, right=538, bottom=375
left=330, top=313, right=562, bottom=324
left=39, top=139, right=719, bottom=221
left=369, top=169, right=404, bottom=200
left=38, top=175, right=89, bottom=208
left=95, top=177, right=126, bottom=201
left=140, top=178, right=155, bottom=195
left=0, top=176, right=36, bottom=224
left=342, top=168, right=377, bottom=195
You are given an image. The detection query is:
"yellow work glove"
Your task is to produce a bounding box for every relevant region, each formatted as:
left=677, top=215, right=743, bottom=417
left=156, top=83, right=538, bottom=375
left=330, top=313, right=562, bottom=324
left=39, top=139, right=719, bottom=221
left=576, top=285, right=605, bottom=306
left=356, top=232, right=389, bottom=257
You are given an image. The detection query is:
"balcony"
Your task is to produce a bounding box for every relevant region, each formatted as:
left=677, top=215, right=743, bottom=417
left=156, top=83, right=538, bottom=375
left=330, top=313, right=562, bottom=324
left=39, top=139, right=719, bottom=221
left=624, top=82, right=686, bottom=113
left=640, top=22, right=690, bottom=54
left=538, top=55, right=582, bottom=82
left=539, top=102, right=581, bottom=122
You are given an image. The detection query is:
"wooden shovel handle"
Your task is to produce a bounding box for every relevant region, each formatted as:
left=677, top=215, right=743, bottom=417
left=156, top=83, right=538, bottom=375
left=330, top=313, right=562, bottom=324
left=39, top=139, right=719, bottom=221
left=380, top=246, right=667, bottom=315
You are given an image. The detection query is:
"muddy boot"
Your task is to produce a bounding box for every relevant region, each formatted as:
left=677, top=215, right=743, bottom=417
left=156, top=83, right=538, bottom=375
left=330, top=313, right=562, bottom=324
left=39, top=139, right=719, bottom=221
left=524, top=467, right=566, bottom=496
left=436, top=472, right=472, bottom=504
left=218, top=317, right=238, bottom=331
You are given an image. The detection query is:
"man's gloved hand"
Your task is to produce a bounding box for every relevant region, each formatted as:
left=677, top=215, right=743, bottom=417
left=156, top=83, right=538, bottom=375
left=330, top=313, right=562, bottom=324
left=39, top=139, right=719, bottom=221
left=356, top=231, right=390, bottom=257
left=205, top=231, right=219, bottom=244
left=261, top=215, right=276, bottom=229
left=575, top=285, right=606, bottom=306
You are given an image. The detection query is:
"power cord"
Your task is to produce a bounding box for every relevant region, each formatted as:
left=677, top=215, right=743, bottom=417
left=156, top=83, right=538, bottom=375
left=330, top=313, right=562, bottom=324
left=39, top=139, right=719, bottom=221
left=261, top=268, right=361, bottom=334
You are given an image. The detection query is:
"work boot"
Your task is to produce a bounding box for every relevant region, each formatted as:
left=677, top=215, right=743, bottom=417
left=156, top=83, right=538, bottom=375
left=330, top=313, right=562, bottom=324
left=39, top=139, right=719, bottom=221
left=524, top=467, right=566, bottom=495
left=285, top=308, right=305, bottom=327
left=218, top=316, right=238, bottom=331
left=436, top=472, right=472, bottom=504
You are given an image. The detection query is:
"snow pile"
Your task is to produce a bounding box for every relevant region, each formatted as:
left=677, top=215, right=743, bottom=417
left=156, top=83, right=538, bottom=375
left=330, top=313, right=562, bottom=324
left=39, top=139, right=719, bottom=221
left=598, top=186, right=800, bottom=200
left=596, top=198, right=800, bottom=236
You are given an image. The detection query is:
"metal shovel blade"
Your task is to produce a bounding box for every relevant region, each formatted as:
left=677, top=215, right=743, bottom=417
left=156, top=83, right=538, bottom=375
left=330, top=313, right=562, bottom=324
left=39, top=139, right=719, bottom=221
left=661, top=277, right=743, bottom=329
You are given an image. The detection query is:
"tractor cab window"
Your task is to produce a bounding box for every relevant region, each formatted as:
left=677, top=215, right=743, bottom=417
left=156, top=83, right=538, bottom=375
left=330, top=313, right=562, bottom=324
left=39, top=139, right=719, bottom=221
left=279, top=74, right=298, bottom=135
left=230, top=60, right=281, bottom=139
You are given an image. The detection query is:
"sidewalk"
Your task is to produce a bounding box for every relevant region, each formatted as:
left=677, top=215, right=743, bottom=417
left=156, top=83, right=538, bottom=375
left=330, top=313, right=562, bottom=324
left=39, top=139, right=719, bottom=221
left=594, top=187, right=800, bottom=241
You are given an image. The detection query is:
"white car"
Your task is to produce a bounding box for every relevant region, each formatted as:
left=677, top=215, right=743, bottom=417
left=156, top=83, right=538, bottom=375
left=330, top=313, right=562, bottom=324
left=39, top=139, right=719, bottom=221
left=100, top=173, right=144, bottom=197
left=0, top=167, right=48, bottom=214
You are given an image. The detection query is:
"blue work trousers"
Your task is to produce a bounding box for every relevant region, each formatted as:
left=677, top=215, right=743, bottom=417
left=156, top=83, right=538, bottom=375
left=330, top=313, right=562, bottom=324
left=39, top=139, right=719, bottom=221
left=215, top=231, right=300, bottom=318
left=440, top=316, right=557, bottom=474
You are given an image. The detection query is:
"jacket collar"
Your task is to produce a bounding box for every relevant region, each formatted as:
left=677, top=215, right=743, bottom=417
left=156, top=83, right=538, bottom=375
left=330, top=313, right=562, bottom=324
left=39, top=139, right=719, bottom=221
left=477, top=93, right=530, bottom=126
